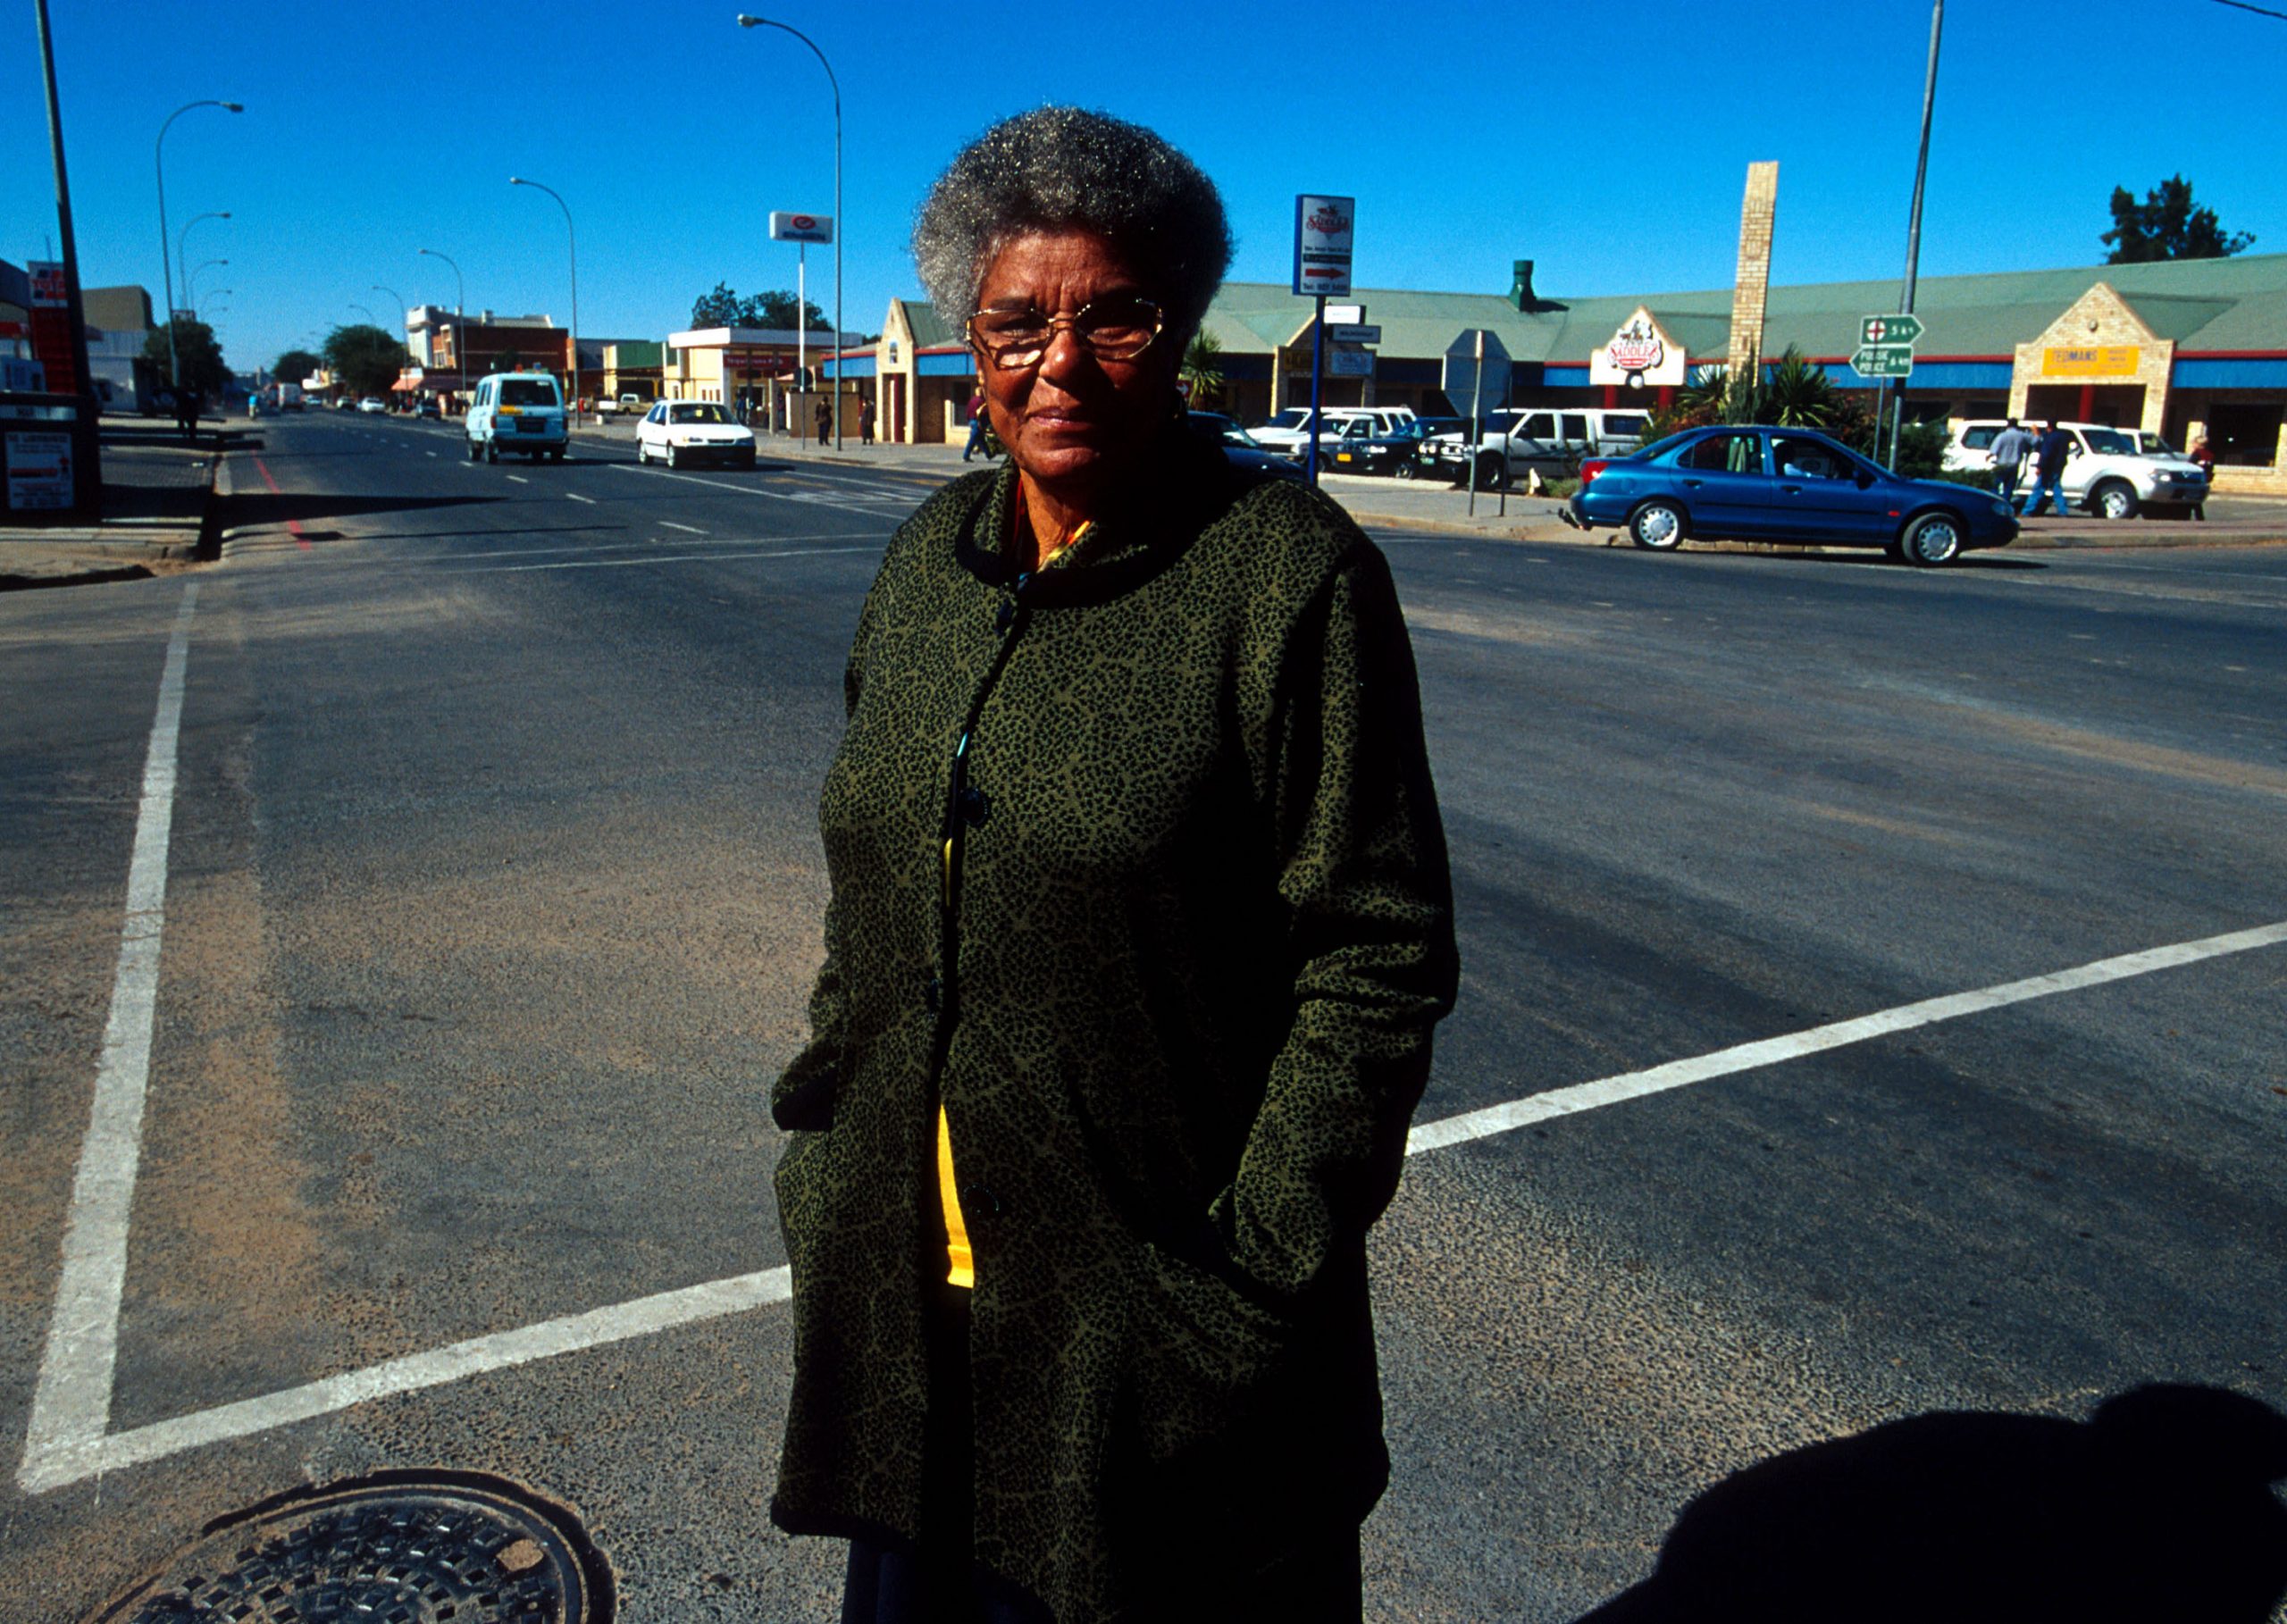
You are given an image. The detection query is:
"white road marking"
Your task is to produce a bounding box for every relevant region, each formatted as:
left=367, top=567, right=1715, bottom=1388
left=1406, top=919, right=2287, bottom=1155
left=565, top=493, right=596, bottom=505
left=658, top=520, right=706, bottom=534
left=605, top=461, right=915, bottom=517
left=425, top=451, right=439, bottom=458
left=439, top=544, right=876, bottom=576
left=22, top=583, right=200, bottom=1483
left=18, top=749, right=2284, bottom=1495
left=505, top=474, right=529, bottom=484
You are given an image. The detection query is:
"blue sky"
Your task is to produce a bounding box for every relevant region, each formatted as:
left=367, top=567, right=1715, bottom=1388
left=8, top=0, right=2282, bottom=374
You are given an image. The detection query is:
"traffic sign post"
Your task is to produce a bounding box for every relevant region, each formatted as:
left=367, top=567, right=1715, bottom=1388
left=1294, top=196, right=1357, bottom=487
left=1850, top=343, right=1916, bottom=380
left=1859, top=313, right=1924, bottom=347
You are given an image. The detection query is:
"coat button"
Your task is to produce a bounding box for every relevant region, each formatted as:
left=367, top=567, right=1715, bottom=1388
left=958, top=786, right=991, bottom=826
left=959, top=1183, right=1003, bottom=1225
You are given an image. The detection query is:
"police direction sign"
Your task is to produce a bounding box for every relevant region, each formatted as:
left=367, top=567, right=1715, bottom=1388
left=1851, top=312, right=1923, bottom=380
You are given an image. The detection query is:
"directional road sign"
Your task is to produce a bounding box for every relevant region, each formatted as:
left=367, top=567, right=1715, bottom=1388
left=1851, top=343, right=1916, bottom=379
left=1327, top=323, right=1381, bottom=345
left=1860, top=313, right=1925, bottom=347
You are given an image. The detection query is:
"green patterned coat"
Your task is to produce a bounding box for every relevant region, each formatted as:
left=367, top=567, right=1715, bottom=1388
left=769, top=437, right=1459, bottom=1622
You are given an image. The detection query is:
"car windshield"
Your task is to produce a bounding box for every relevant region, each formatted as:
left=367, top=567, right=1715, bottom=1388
left=2078, top=427, right=2134, bottom=455
left=500, top=379, right=558, bottom=407
left=670, top=404, right=732, bottom=424
left=1629, top=431, right=1696, bottom=462
left=1261, top=409, right=1311, bottom=431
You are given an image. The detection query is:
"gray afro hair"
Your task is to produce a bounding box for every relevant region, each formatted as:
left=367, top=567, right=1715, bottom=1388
left=913, top=106, right=1234, bottom=346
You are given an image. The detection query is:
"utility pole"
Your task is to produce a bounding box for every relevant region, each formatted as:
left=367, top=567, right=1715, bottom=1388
left=32, top=0, right=101, bottom=507
left=1889, top=0, right=1945, bottom=469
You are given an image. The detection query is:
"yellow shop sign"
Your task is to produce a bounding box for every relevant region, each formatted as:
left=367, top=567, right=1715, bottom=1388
left=2040, top=345, right=2140, bottom=378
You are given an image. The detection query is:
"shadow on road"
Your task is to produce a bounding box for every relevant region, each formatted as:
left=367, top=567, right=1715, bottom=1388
left=1575, top=1384, right=2287, bottom=1624
left=218, top=491, right=504, bottom=529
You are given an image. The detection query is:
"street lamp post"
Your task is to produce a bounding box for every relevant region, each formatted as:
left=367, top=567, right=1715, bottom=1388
left=509, top=177, right=578, bottom=418
left=418, top=247, right=465, bottom=407
left=176, top=210, right=230, bottom=310
left=736, top=14, right=841, bottom=449
left=155, top=99, right=243, bottom=391
left=1889, top=0, right=1945, bottom=468
left=186, top=257, right=227, bottom=314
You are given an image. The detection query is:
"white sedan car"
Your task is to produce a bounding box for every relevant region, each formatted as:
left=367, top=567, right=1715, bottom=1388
left=635, top=401, right=758, bottom=469
left=356, top=397, right=387, bottom=414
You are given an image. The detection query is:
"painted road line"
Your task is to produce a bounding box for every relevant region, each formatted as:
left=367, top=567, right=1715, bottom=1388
left=604, top=461, right=904, bottom=516
left=659, top=521, right=706, bottom=534
left=21, top=584, right=201, bottom=1486
left=426, top=450, right=439, bottom=458
left=438, top=544, right=878, bottom=576
left=21, top=911, right=2286, bottom=1491
left=506, top=474, right=530, bottom=484
left=565, top=493, right=596, bottom=505
left=249, top=456, right=313, bottom=551
left=1406, top=918, right=2287, bottom=1156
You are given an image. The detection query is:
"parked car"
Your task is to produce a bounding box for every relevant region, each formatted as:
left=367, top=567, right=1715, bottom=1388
left=356, top=397, right=387, bottom=414
left=2129, top=429, right=2186, bottom=458
left=415, top=400, right=442, bottom=420
left=1424, top=406, right=1651, bottom=489
left=1247, top=405, right=1416, bottom=459
left=1186, top=412, right=1304, bottom=484
left=1328, top=416, right=1467, bottom=479
left=1939, top=419, right=2207, bottom=518
left=466, top=371, right=569, bottom=463
left=635, top=400, right=758, bottom=469
left=1562, top=424, right=2019, bottom=566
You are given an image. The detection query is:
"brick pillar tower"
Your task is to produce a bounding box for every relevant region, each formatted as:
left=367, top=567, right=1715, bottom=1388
left=1727, top=162, right=1780, bottom=402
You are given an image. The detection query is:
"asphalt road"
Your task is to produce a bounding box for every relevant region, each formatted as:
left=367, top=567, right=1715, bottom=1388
left=4, top=409, right=2283, bottom=1622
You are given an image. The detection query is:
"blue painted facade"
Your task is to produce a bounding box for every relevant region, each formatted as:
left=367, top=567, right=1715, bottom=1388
left=2172, top=356, right=2287, bottom=389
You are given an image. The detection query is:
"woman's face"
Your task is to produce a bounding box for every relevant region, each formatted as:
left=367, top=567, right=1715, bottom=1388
left=970, top=230, right=1177, bottom=502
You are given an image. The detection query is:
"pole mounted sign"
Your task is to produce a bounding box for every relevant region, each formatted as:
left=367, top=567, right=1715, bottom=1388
left=1860, top=313, right=1924, bottom=347
left=1850, top=343, right=1916, bottom=379
left=768, top=212, right=834, bottom=245
left=1292, top=195, right=1354, bottom=299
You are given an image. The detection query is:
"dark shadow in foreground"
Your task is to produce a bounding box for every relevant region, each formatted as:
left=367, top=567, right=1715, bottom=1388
left=217, top=491, right=504, bottom=528
left=1576, top=1385, right=2287, bottom=1624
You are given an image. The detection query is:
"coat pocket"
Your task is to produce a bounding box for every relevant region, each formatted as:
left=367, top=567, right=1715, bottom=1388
left=1118, top=1237, right=1300, bottom=1474
left=771, top=1129, right=837, bottom=1292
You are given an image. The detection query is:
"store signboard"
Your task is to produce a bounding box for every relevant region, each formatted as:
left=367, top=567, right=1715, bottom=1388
left=768, top=212, right=834, bottom=245
left=27, top=262, right=68, bottom=308
left=1291, top=195, right=1354, bottom=299
left=1589, top=307, right=1687, bottom=389
left=1325, top=347, right=1374, bottom=377
left=2041, top=345, right=2140, bottom=378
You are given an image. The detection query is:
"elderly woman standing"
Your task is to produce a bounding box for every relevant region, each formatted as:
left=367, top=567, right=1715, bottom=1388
left=768, top=107, right=1457, bottom=1624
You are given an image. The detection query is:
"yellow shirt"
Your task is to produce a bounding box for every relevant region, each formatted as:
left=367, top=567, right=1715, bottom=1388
left=938, top=1104, right=973, bottom=1288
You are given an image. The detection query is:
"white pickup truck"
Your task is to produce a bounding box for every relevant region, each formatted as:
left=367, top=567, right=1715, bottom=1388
left=1942, top=420, right=2207, bottom=518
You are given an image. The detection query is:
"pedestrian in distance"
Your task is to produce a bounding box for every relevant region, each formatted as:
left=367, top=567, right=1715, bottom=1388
left=2190, top=435, right=2216, bottom=520
left=961, top=386, right=989, bottom=461
left=1987, top=416, right=2032, bottom=509
left=767, top=105, right=1458, bottom=1624
left=859, top=396, right=877, bottom=448
left=2023, top=421, right=2072, bottom=516
left=815, top=394, right=832, bottom=448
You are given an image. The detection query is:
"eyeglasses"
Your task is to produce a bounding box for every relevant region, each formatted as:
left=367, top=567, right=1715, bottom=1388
left=967, top=297, right=1164, bottom=370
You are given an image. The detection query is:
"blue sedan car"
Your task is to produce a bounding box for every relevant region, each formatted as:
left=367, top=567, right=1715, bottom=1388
left=1563, top=424, right=2019, bottom=566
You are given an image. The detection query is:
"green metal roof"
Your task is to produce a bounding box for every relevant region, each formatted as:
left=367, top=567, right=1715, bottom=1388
left=1203, top=252, right=2287, bottom=364
left=896, top=300, right=961, bottom=349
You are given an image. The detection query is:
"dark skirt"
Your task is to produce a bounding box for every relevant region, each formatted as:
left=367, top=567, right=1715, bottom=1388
left=840, top=1282, right=1363, bottom=1624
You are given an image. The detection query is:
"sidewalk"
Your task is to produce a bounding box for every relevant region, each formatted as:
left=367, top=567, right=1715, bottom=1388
left=582, top=422, right=2287, bottom=551
left=0, top=420, right=231, bottom=590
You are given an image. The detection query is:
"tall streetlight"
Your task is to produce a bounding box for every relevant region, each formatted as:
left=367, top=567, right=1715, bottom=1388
left=1889, top=0, right=1944, bottom=467
left=176, top=210, right=230, bottom=308
left=509, top=176, right=578, bottom=415
left=736, top=14, right=841, bottom=448
left=186, top=257, right=228, bottom=313
left=419, top=247, right=465, bottom=406
left=348, top=302, right=380, bottom=329
left=373, top=283, right=408, bottom=344
left=155, top=99, right=243, bottom=390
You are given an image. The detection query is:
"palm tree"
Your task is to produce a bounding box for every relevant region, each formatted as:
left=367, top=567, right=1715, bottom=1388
left=1180, top=330, right=1226, bottom=408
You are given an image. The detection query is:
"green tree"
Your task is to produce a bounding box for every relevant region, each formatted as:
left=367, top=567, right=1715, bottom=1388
left=272, top=347, right=322, bottom=388
left=2102, top=175, right=2254, bottom=263
left=143, top=316, right=229, bottom=396
left=322, top=323, right=409, bottom=398
left=690, top=282, right=830, bottom=331
left=1180, top=330, right=1226, bottom=407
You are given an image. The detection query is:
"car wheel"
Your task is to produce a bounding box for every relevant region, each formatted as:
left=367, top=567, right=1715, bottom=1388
left=636, top=440, right=649, bottom=465
left=484, top=437, right=498, bottom=464
left=1476, top=453, right=1510, bottom=490
left=466, top=438, right=481, bottom=462
left=1394, top=460, right=1419, bottom=481
left=666, top=443, right=680, bottom=469
left=549, top=448, right=565, bottom=463
left=2092, top=480, right=2138, bottom=520
left=1628, top=499, right=1686, bottom=551
left=1900, top=511, right=1963, bottom=567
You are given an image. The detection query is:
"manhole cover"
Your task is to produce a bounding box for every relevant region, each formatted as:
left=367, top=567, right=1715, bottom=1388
left=90, top=1469, right=612, bottom=1623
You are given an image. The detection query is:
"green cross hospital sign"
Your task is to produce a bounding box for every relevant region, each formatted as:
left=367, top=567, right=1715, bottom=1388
left=1859, top=314, right=1926, bottom=347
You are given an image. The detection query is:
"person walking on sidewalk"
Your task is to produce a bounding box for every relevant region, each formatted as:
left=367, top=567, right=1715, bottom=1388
left=814, top=395, right=832, bottom=447
left=2022, top=422, right=2072, bottom=516
left=961, top=387, right=989, bottom=461
left=2191, top=436, right=2216, bottom=520
left=859, top=396, right=876, bottom=448
left=1987, top=418, right=2032, bottom=509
